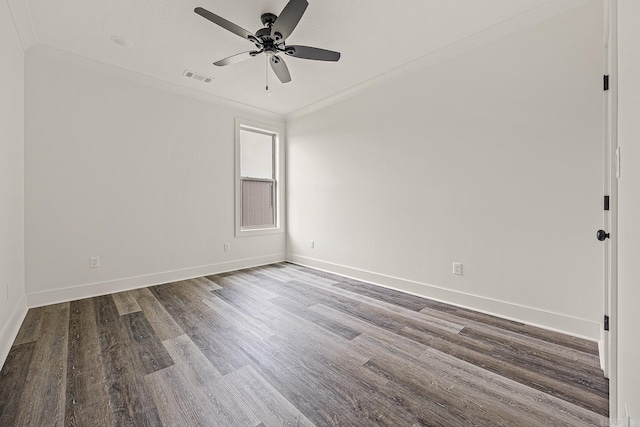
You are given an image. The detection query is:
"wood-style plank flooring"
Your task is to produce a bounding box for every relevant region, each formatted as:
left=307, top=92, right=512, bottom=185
left=0, top=263, right=608, bottom=426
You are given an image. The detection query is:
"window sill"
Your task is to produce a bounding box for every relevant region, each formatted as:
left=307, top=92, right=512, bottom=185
left=235, top=226, right=284, bottom=237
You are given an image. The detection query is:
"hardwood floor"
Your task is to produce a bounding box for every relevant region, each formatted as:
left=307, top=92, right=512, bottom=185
left=0, top=263, right=608, bottom=426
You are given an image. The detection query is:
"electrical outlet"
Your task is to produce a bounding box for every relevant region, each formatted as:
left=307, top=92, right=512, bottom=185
left=5, top=283, right=8, bottom=301
left=310, top=240, right=315, bottom=249
left=224, top=243, right=230, bottom=252
left=90, top=257, right=100, bottom=268
left=453, top=262, right=463, bottom=276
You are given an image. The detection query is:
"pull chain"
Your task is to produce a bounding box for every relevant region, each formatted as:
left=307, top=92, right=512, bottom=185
left=265, top=56, right=269, bottom=91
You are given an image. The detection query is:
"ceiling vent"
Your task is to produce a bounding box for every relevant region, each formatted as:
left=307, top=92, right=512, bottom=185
left=183, top=70, right=213, bottom=83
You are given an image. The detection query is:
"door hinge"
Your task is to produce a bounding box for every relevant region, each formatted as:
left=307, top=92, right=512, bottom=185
left=604, top=315, right=610, bottom=331
left=604, top=75, right=610, bottom=91
left=604, top=195, right=610, bottom=211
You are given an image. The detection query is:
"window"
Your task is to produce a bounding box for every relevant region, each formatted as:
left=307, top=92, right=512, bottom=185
left=235, top=119, right=283, bottom=236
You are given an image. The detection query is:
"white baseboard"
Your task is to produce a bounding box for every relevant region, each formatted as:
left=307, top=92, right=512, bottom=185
left=27, top=254, right=285, bottom=308
left=598, top=339, right=606, bottom=372
left=0, top=293, right=28, bottom=371
left=287, top=254, right=600, bottom=342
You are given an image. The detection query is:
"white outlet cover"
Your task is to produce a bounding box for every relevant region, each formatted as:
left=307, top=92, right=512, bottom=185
left=90, top=257, right=100, bottom=268
left=453, top=262, right=463, bottom=275
left=310, top=241, right=315, bottom=249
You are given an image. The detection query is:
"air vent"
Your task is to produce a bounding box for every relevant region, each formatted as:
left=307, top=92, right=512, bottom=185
left=183, top=70, right=213, bottom=83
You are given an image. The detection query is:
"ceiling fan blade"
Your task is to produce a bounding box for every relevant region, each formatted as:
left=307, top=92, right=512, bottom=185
left=195, top=7, right=253, bottom=41
left=270, top=56, right=292, bottom=83
left=214, top=51, right=256, bottom=67
left=285, top=45, right=341, bottom=62
left=271, top=0, right=308, bottom=42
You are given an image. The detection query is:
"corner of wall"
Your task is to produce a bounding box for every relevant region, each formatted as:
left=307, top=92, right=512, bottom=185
left=0, top=293, right=28, bottom=370
left=5, top=0, right=37, bottom=50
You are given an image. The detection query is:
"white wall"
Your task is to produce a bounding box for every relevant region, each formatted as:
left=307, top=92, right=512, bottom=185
left=0, top=0, right=27, bottom=367
left=25, top=47, right=286, bottom=306
left=287, top=1, right=604, bottom=339
left=617, top=0, right=640, bottom=422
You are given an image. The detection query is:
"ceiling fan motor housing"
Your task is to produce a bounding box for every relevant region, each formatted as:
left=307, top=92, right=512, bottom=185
left=255, top=27, right=272, bottom=41
left=260, top=13, right=277, bottom=26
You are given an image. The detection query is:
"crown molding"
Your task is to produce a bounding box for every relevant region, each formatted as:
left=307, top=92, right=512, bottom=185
left=5, top=0, right=37, bottom=50
left=286, top=0, right=590, bottom=122
left=26, top=44, right=286, bottom=122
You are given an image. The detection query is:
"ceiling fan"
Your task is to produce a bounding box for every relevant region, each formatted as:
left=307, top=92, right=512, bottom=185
left=194, top=0, right=340, bottom=87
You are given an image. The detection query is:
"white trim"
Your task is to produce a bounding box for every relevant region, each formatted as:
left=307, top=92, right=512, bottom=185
left=286, top=0, right=590, bottom=122
left=26, top=45, right=285, bottom=122
left=605, top=0, right=619, bottom=419
left=0, top=293, right=28, bottom=371
left=288, top=254, right=601, bottom=341
left=5, top=0, right=38, bottom=50
left=235, top=117, right=286, bottom=237
left=598, top=338, right=606, bottom=372
left=27, top=254, right=285, bottom=308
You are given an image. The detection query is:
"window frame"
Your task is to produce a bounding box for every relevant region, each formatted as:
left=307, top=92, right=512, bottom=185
left=235, top=118, right=284, bottom=237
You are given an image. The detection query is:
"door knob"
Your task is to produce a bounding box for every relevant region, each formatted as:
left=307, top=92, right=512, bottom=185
left=597, top=230, right=610, bottom=241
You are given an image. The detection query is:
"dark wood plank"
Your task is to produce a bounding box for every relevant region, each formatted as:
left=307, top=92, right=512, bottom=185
left=218, top=365, right=315, bottom=427
left=12, top=307, right=45, bottom=346
left=0, top=342, right=36, bottom=426
left=158, top=334, right=262, bottom=426
left=65, top=298, right=114, bottom=427
left=399, top=325, right=609, bottom=417
left=147, top=336, right=236, bottom=426
left=145, top=365, right=244, bottom=427
left=187, top=276, right=222, bottom=291
left=229, top=329, right=395, bottom=427
left=122, top=311, right=174, bottom=375
left=418, top=305, right=602, bottom=371
left=460, top=326, right=609, bottom=397
left=202, top=296, right=273, bottom=340
left=222, top=295, right=429, bottom=426
left=94, top=295, right=163, bottom=426
left=130, top=287, right=184, bottom=341
left=150, top=284, right=251, bottom=375
left=333, top=280, right=430, bottom=311
left=14, top=303, right=69, bottom=427
left=111, top=290, right=142, bottom=315
left=454, top=307, right=598, bottom=355
left=357, top=333, right=606, bottom=427
left=207, top=273, right=280, bottom=301
left=255, top=277, right=408, bottom=332
left=222, top=274, right=318, bottom=308
left=269, top=295, right=362, bottom=340
left=284, top=274, right=465, bottom=335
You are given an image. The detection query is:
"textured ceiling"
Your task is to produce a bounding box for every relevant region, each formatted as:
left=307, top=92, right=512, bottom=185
left=23, top=0, right=579, bottom=114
